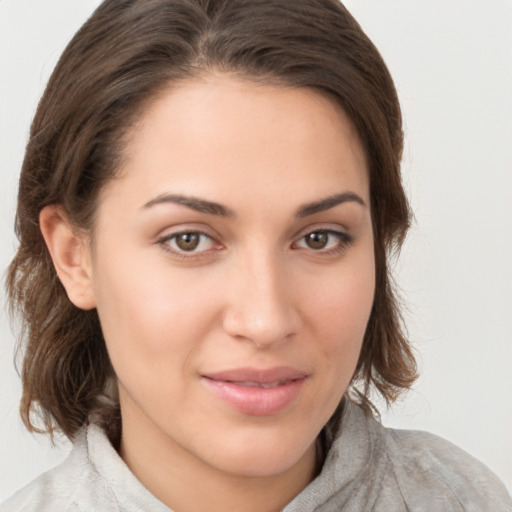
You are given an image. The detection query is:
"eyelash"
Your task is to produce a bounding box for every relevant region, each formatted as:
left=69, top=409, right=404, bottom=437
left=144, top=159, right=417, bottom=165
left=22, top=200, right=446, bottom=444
left=293, top=229, right=354, bottom=255
left=157, top=231, right=218, bottom=259
left=157, top=228, right=354, bottom=259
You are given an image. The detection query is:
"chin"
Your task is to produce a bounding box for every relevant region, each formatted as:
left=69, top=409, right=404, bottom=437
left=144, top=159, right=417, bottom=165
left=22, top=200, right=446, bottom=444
left=203, top=425, right=317, bottom=478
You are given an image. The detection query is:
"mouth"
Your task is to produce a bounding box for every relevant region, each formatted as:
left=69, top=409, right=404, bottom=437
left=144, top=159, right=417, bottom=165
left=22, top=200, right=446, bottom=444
left=223, top=380, right=291, bottom=388
left=201, top=367, right=308, bottom=416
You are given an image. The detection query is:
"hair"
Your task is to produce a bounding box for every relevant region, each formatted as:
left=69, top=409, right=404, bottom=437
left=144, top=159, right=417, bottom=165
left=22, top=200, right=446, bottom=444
left=7, top=0, right=416, bottom=441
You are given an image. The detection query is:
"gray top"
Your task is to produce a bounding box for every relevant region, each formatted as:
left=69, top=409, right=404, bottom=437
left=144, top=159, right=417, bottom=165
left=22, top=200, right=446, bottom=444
left=3, top=400, right=511, bottom=512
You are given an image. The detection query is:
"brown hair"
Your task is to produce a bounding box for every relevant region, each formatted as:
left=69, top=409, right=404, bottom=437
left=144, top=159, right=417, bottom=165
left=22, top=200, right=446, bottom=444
left=7, top=0, right=416, bottom=440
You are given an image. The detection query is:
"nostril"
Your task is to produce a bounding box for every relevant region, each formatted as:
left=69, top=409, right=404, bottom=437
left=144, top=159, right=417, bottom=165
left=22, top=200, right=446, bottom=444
left=222, top=305, right=300, bottom=349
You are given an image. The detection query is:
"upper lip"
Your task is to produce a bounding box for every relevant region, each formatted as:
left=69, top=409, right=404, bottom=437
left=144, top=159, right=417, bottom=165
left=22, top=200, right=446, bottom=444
left=202, top=366, right=308, bottom=384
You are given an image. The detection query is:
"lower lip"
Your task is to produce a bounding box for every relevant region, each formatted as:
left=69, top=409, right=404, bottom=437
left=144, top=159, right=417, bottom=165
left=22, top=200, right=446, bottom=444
left=202, top=377, right=306, bottom=416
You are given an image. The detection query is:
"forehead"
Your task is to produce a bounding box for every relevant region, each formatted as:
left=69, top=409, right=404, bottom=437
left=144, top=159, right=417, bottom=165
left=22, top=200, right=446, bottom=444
left=103, top=74, right=369, bottom=210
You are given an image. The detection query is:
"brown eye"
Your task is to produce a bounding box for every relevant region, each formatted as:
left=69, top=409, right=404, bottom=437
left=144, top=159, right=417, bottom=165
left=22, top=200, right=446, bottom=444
left=175, top=232, right=200, bottom=251
left=304, top=232, right=329, bottom=249
left=160, top=231, right=216, bottom=255
left=295, top=229, right=353, bottom=253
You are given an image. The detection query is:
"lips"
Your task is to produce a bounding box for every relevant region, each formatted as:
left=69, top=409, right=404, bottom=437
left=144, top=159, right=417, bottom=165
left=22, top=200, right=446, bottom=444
left=201, top=367, right=307, bottom=416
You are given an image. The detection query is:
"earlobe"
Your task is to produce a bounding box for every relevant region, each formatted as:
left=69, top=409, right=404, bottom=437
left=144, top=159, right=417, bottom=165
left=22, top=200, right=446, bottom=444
left=39, top=205, right=96, bottom=310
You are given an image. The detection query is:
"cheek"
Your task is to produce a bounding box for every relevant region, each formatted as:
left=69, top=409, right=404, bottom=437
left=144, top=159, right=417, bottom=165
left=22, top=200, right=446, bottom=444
left=90, top=249, right=219, bottom=384
left=291, top=251, right=375, bottom=430
left=302, top=247, right=375, bottom=379
left=308, top=248, right=375, bottom=337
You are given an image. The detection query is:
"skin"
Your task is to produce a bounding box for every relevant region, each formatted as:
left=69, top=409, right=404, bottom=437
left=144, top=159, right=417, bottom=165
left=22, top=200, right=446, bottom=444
left=41, top=75, right=375, bottom=512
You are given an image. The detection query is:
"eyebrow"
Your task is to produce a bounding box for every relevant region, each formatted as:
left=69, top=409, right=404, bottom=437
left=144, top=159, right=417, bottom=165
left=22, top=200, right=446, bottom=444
left=296, top=192, right=366, bottom=217
left=142, top=191, right=366, bottom=218
left=142, top=194, right=234, bottom=217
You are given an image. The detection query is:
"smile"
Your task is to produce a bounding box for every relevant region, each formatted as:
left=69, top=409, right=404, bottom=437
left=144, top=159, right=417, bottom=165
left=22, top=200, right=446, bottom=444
left=230, top=380, right=287, bottom=388
left=201, top=367, right=308, bottom=416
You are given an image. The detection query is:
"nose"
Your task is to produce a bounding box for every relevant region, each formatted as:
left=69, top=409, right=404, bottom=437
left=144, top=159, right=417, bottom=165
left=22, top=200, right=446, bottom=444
left=222, top=251, right=301, bottom=349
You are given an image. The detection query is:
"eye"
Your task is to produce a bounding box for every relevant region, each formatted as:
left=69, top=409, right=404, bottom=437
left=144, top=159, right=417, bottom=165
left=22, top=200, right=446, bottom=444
left=159, top=231, right=217, bottom=254
left=294, top=229, right=353, bottom=253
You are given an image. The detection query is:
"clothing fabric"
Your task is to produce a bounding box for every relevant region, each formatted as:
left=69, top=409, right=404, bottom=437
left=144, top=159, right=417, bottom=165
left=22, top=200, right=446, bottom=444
left=3, top=400, right=511, bottom=512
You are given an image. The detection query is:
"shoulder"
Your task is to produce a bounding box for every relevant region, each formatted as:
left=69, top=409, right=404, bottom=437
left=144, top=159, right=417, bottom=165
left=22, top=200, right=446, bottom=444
left=382, top=425, right=512, bottom=511
left=1, top=429, right=119, bottom=512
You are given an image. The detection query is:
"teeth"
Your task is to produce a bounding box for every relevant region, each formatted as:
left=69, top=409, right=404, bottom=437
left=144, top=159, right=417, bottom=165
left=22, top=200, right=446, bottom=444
left=233, top=381, right=284, bottom=388
left=261, top=382, right=281, bottom=388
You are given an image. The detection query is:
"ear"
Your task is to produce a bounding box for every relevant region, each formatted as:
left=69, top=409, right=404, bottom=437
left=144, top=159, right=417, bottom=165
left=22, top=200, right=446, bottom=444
left=39, top=205, right=96, bottom=310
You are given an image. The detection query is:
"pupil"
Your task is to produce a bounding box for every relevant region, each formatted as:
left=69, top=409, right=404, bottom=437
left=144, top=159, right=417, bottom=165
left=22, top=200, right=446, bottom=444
left=306, top=232, right=328, bottom=249
left=176, top=233, right=200, bottom=251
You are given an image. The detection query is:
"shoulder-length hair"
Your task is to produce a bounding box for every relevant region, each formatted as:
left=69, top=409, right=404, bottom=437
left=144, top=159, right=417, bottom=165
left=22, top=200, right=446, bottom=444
left=7, top=0, right=416, bottom=440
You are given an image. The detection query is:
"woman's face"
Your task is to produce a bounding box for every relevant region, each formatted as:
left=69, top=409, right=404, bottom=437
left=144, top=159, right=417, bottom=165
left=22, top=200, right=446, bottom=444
left=86, top=75, right=375, bottom=478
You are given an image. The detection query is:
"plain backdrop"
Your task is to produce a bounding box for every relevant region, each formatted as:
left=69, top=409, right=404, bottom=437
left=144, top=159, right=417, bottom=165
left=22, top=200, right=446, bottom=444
left=1, top=0, right=511, bottom=501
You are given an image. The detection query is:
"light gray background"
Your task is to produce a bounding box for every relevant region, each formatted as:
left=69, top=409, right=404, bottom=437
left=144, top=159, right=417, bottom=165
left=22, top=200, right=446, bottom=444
left=1, top=0, right=511, bottom=500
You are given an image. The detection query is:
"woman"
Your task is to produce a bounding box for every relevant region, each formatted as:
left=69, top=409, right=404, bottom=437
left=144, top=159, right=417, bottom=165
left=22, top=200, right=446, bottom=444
left=2, top=0, right=511, bottom=510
